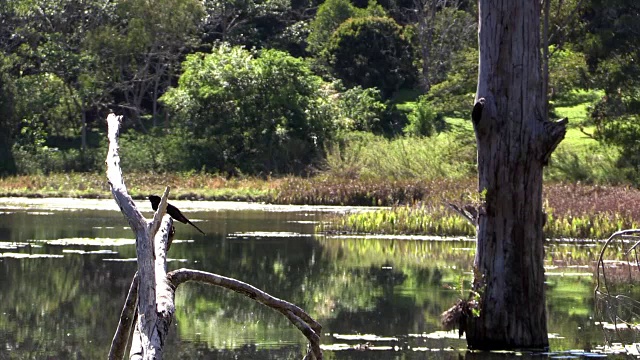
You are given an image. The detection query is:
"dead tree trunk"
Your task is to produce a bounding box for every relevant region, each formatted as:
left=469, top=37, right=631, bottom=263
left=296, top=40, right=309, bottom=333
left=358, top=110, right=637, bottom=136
left=465, top=0, right=567, bottom=350
left=105, top=114, right=322, bottom=359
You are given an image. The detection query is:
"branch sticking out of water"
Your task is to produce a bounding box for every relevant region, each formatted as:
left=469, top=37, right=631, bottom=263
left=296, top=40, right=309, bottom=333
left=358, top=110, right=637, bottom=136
left=106, top=113, right=322, bottom=359
left=168, top=269, right=323, bottom=359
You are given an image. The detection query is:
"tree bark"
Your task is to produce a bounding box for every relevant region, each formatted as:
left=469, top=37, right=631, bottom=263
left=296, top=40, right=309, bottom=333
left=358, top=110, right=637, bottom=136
left=106, top=113, right=172, bottom=359
left=466, top=0, right=567, bottom=350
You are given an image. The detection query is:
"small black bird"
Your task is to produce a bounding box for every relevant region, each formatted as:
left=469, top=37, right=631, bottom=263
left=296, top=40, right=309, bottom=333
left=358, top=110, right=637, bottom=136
left=148, top=195, right=205, bottom=235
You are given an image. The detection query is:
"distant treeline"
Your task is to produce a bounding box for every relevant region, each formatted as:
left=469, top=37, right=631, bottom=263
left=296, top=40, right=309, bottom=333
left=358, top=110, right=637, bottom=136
left=0, top=0, right=639, bottom=177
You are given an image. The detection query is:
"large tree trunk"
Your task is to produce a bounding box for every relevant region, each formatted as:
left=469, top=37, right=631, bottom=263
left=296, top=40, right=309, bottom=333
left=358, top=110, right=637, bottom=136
left=466, top=0, right=567, bottom=350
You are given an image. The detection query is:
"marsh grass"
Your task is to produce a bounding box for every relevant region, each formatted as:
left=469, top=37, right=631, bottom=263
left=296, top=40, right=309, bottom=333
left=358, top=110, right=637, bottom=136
left=322, top=203, right=476, bottom=236
left=0, top=172, right=276, bottom=201
left=275, top=177, right=472, bottom=206
left=322, top=182, right=640, bottom=239
left=324, top=131, right=476, bottom=182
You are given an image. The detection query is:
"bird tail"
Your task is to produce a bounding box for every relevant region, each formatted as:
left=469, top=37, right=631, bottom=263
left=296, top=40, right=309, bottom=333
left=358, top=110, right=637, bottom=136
left=188, top=221, right=206, bottom=235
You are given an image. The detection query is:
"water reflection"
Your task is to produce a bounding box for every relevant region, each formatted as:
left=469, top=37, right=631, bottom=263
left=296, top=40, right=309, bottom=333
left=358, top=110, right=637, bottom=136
left=0, top=198, right=634, bottom=359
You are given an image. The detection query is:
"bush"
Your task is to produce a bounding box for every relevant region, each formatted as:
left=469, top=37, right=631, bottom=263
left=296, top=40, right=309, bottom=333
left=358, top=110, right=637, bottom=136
left=404, top=96, right=446, bottom=137
left=331, top=85, right=386, bottom=132
left=427, top=47, right=477, bottom=117
left=545, top=144, right=625, bottom=185
left=548, top=46, right=588, bottom=100
left=161, top=44, right=333, bottom=175
left=306, top=0, right=357, bottom=55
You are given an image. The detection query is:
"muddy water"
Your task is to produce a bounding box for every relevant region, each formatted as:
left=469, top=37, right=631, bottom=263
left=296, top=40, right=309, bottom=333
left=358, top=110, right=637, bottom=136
left=0, top=198, right=635, bottom=359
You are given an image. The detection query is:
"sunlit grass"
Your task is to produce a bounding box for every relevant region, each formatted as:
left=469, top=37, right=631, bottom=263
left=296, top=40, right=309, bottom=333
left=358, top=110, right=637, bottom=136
left=322, top=202, right=639, bottom=240
left=321, top=182, right=640, bottom=239
left=0, top=172, right=277, bottom=201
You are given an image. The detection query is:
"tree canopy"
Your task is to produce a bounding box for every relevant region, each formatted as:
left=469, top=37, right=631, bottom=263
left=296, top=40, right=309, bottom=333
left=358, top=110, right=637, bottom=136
left=1, top=0, right=640, bottom=179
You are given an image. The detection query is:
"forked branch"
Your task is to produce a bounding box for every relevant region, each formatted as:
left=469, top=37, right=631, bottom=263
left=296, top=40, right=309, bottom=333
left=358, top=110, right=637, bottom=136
left=106, top=113, right=322, bottom=359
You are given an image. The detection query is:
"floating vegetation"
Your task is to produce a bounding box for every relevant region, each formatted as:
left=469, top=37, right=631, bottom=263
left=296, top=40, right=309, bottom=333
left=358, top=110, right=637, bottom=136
left=38, top=238, right=136, bottom=246
left=332, top=334, right=399, bottom=341
left=320, top=204, right=475, bottom=237
left=409, top=330, right=463, bottom=340
left=228, top=231, right=313, bottom=239
left=62, top=249, right=119, bottom=255
left=103, top=258, right=138, bottom=262
left=321, top=202, right=640, bottom=240
left=102, top=257, right=188, bottom=262
left=0, top=253, right=64, bottom=259
left=0, top=242, right=30, bottom=250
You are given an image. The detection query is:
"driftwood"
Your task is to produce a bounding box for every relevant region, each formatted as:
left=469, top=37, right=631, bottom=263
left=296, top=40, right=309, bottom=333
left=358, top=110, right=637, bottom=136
left=104, top=113, right=322, bottom=359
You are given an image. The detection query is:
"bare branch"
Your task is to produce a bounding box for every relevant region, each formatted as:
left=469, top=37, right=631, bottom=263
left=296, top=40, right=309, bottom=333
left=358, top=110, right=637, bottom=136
left=106, top=113, right=158, bottom=359
left=106, top=113, right=147, bottom=233
left=109, top=273, right=139, bottom=360
left=150, top=187, right=170, bottom=240
left=595, top=229, right=640, bottom=296
left=155, top=215, right=175, bottom=317
left=168, top=269, right=323, bottom=359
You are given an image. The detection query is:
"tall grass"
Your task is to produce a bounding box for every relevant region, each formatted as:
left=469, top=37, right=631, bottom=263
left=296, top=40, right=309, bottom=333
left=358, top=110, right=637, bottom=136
left=324, top=131, right=476, bottom=181
left=321, top=203, right=475, bottom=236
left=0, top=172, right=276, bottom=200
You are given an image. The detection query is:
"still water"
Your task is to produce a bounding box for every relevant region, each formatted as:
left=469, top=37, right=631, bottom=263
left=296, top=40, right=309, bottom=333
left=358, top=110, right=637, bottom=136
left=0, top=198, right=636, bottom=359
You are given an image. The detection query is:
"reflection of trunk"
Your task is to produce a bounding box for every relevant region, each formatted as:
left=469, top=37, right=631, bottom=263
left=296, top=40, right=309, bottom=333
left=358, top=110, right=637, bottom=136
left=465, top=0, right=566, bottom=350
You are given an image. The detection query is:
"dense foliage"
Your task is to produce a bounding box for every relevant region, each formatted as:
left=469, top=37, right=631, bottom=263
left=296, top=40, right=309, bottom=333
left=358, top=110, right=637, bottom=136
left=161, top=46, right=332, bottom=174
left=0, top=0, right=640, bottom=183
left=324, top=16, right=416, bottom=98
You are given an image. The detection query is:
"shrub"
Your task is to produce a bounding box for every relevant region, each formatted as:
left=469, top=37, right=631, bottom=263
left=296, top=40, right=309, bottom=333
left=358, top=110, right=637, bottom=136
left=161, top=44, right=333, bottom=175
left=331, top=85, right=386, bottom=132
left=427, top=47, right=477, bottom=117
left=404, top=96, right=446, bottom=137
left=548, top=46, right=588, bottom=100
left=324, top=131, right=476, bottom=181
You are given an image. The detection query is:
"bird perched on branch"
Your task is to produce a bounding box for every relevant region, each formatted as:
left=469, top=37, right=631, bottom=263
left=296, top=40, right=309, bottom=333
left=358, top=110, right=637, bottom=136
left=148, top=195, right=205, bottom=235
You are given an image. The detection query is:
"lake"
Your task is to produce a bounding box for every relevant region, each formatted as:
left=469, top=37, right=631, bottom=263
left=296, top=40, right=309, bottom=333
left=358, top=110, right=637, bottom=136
left=0, top=197, right=636, bottom=359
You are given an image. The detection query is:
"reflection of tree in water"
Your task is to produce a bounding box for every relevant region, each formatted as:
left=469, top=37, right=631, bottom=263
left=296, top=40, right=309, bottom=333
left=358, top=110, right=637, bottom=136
left=163, top=341, right=306, bottom=360
left=0, top=254, right=137, bottom=359
left=170, top=234, right=462, bottom=349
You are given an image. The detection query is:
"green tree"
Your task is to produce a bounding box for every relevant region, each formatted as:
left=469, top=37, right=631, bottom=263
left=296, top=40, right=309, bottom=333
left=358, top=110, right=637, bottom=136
left=0, top=0, right=115, bottom=167
left=331, top=86, right=386, bottom=132
left=426, top=46, right=478, bottom=117
left=88, top=0, right=204, bottom=128
left=579, top=0, right=640, bottom=181
left=306, top=0, right=357, bottom=55
left=548, top=46, right=587, bottom=99
left=161, top=45, right=333, bottom=174
left=324, top=16, right=416, bottom=99
left=201, top=0, right=309, bottom=54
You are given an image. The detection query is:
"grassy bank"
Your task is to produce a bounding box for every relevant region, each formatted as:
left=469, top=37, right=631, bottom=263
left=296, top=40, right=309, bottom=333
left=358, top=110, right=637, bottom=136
left=0, top=172, right=277, bottom=201
left=2, top=172, right=640, bottom=239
